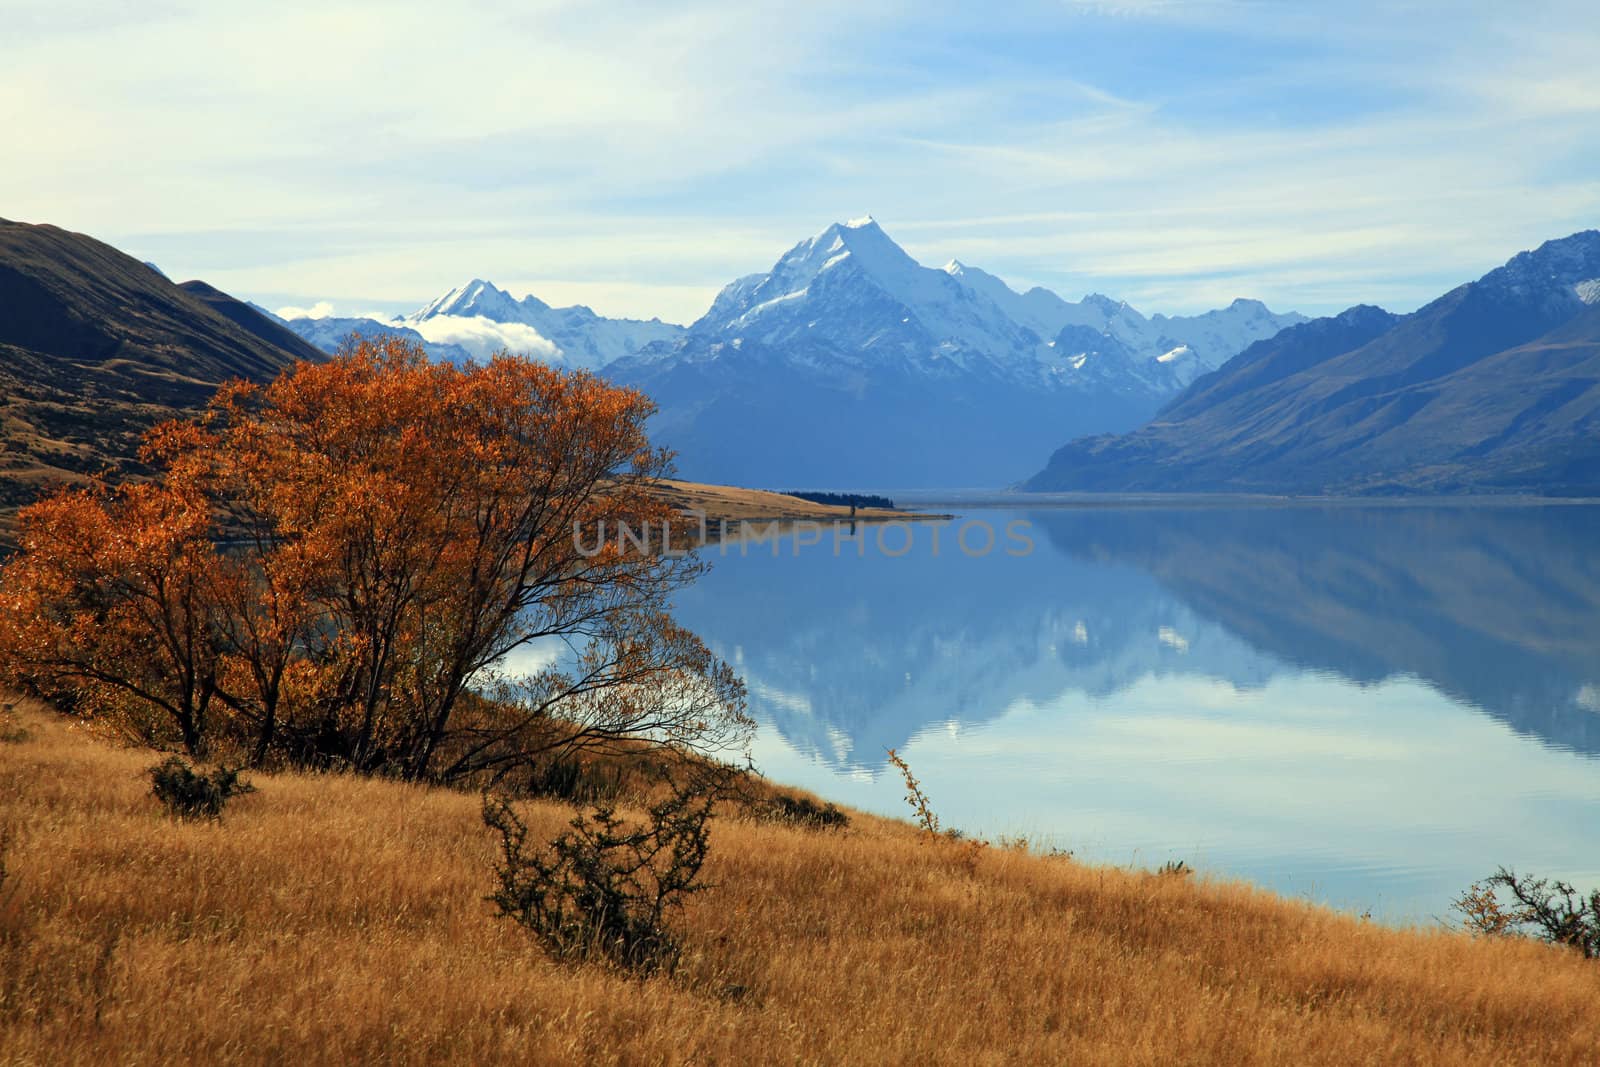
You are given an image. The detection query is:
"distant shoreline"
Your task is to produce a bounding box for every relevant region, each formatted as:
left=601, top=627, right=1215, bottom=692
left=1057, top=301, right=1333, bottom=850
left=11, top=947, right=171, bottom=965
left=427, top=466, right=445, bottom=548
left=867, top=490, right=1600, bottom=511
left=647, top=479, right=954, bottom=524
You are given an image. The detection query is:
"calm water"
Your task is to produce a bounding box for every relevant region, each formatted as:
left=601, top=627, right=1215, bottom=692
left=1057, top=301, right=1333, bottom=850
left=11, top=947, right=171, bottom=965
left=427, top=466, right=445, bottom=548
left=668, top=501, right=1600, bottom=923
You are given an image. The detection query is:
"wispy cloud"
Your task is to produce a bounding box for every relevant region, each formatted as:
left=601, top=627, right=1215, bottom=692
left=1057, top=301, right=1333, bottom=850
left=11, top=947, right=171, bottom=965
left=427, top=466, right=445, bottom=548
left=3, top=0, right=1595, bottom=320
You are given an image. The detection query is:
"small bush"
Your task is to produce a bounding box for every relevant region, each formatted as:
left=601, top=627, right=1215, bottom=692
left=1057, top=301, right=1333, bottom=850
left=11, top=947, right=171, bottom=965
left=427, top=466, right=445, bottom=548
left=483, top=767, right=725, bottom=975
left=1157, top=859, right=1192, bottom=878
left=148, top=756, right=255, bottom=819
left=1455, top=867, right=1600, bottom=958
left=766, top=793, right=849, bottom=831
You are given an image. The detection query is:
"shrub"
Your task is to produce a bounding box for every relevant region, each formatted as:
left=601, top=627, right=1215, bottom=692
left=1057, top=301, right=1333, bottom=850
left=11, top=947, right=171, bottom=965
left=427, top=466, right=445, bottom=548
left=766, top=793, right=849, bottom=831
left=1455, top=867, right=1600, bottom=958
left=483, top=768, right=724, bottom=975
left=148, top=756, right=255, bottom=819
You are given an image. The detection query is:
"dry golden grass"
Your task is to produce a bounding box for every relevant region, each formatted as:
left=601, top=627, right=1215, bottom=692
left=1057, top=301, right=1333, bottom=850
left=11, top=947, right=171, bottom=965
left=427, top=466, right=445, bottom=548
left=645, top=479, right=935, bottom=523
left=1, top=697, right=1596, bottom=1066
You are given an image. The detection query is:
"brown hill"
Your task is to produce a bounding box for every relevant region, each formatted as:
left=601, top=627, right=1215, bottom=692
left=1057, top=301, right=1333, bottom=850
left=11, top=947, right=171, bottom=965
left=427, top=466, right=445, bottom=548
left=1027, top=231, right=1600, bottom=495
left=0, top=218, right=323, bottom=515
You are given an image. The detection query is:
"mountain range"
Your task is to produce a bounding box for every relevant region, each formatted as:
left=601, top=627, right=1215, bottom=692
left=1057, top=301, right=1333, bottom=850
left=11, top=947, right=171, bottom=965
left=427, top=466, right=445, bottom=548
left=406, top=279, right=684, bottom=368
left=0, top=218, right=319, bottom=513
left=263, top=311, right=465, bottom=366
left=8, top=213, right=1597, bottom=499
left=275, top=217, right=1302, bottom=486
left=1027, top=231, right=1600, bottom=496
left=274, top=283, right=683, bottom=370
left=7, top=212, right=1295, bottom=518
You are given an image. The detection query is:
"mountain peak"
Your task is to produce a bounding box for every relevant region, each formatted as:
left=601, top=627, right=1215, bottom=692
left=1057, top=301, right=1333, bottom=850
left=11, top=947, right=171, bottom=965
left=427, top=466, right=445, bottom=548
left=412, top=278, right=523, bottom=322
left=455, top=278, right=502, bottom=299
left=747, top=216, right=923, bottom=298
left=821, top=215, right=899, bottom=250
left=1332, top=303, right=1395, bottom=326
left=1083, top=293, right=1126, bottom=313
left=1478, top=229, right=1600, bottom=298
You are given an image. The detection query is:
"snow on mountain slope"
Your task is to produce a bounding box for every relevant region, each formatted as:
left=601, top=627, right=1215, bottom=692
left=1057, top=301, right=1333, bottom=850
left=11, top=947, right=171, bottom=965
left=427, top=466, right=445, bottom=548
left=266, top=307, right=477, bottom=365
left=655, top=217, right=1301, bottom=398
left=1150, top=299, right=1309, bottom=371
left=679, top=216, right=1052, bottom=381
left=269, top=217, right=1309, bottom=487
left=405, top=279, right=684, bottom=370
left=272, top=281, right=684, bottom=370
left=413, top=278, right=527, bottom=321
left=942, top=262, right=1305, bottom=377
left=942, top=261, right=1109, bottom=339
left=278, top=221, right=1296, bottom=388
left=604, top=217, right=1309, bottom=486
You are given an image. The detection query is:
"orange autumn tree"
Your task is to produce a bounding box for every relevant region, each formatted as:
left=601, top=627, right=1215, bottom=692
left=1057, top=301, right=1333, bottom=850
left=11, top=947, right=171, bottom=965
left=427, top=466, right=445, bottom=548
left=0, top=478, right=233, bottom=756
left=0, top=337, right=749, bottom=781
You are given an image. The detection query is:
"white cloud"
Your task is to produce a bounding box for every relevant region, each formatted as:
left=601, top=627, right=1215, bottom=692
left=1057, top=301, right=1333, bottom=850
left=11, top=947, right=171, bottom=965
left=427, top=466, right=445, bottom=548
left=406, top=315, right=560, bottom=362
left=274, top=300, right=335, bottom=320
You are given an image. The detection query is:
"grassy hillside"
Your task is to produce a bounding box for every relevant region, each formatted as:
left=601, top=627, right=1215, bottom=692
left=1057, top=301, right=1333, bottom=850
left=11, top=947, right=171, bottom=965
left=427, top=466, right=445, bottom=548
left=645, top=479, right=925, bottom=523
left=1, top=699, right=1596, bottom=1064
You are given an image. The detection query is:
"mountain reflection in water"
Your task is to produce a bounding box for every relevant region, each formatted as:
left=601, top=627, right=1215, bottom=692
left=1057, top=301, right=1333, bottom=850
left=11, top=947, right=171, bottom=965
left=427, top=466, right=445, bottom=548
left=667, top=503, right=1600, bottom=920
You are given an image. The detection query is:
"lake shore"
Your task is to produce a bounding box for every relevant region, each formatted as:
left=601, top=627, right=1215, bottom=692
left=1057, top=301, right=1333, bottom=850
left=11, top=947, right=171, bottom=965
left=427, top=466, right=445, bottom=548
left=888, top=489, right=1600, bottom=510
left=647, top=478, right=952, bottom=523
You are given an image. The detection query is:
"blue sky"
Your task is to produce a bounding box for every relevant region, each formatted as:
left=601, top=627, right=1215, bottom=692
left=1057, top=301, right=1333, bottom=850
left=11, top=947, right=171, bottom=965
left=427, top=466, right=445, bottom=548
left=5, top=0, right=1598, bottom=323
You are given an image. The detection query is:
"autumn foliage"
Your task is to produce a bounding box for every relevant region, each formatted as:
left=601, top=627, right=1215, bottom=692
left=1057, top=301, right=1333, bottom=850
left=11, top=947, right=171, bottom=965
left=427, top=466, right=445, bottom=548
left=0, top=337, right=748, bottom=780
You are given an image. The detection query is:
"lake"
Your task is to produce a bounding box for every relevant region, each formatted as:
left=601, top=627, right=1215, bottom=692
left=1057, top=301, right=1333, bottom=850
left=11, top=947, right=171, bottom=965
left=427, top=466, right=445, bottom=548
left=667, top=499, right=1600, bottom=924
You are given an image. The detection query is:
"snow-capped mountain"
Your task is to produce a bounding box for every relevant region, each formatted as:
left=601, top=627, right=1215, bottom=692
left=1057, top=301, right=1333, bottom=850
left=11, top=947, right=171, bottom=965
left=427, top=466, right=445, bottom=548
left=267, top=310, right=475, bottom=365
left=1148, top=298, right=1307, bottom=373
left=412, top=278, right=528, bottom=321
left=270, top=216, right=1303, bottom=487
left=275, top=283, right=684, bottom=370
left=681, top=216, right=1047, bottom=378
left=941, top=260, right=1304, bottom=385
left=403, top=279, right=684, bottom=369
left=606, top=217, right=1304, bottom=487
